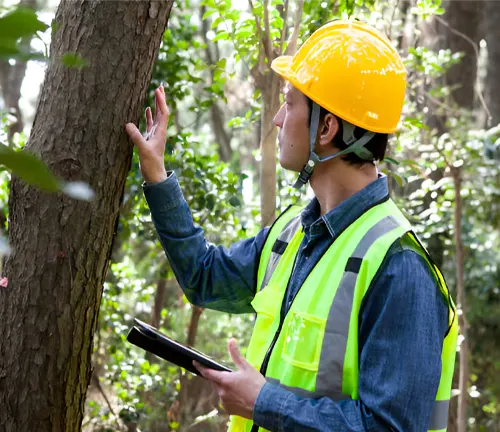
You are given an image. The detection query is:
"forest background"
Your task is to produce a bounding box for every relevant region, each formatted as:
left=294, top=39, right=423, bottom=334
left=0, top=0, right=499, bottom=431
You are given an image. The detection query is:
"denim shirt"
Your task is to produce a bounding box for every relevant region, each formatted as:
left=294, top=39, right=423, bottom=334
left=143, top=173, right=448, bottom=432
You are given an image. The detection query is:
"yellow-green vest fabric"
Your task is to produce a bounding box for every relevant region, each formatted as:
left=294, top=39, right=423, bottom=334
left=229, top=199, right=458, bottom=432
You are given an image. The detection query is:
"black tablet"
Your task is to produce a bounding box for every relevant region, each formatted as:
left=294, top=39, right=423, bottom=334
left=127, top=318, right=233, bottom=376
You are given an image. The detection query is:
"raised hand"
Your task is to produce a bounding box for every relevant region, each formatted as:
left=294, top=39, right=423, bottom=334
left=126, top=85, right=169, bottom=184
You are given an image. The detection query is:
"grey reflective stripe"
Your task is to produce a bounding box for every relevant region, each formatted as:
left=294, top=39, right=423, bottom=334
left=429, top=400, right=450, bottom=430
left=316, top=215, right=402, bottom=397
left=260, top=214, right=302, bottom=290
left=266, top=377, right=350, bottom=401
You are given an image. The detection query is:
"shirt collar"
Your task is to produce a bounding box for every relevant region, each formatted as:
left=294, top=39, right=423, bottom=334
left=301, top=174, right=389, bottom=240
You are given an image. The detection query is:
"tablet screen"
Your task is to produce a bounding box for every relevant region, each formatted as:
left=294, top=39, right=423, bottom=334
left=134, top=318, right=214, bottom=359
left=130, top=318, right=232, bottom=373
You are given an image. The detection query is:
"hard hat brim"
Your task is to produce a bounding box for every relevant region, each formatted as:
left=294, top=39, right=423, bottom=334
left=271, top=55, right=294, bottom=79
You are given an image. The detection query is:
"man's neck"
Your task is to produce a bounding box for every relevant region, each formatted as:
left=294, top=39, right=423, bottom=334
left=309, top=161, right=378, bottom=216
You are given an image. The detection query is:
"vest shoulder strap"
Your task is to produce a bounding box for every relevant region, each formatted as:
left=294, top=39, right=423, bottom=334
left=257, top=205, right=304, bottom=292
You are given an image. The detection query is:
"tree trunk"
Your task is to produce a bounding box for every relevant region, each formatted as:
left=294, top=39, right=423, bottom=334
left=421, top=6, right=482, bottom=428
left=452, top=168, right=468, bottom=432
left=483, top=0, right=500, bottom=126
left=259, top=74, right=281, bottom=227
left=423, top=0, right=483, bottom=132
left=177, top=306, right=207, bottom=426
left=440, top=0, right=483, bottom=111
left=200, top=5, right=233, bottom=162
left=248, top=0, right=301, bottom=227
left=0, top=1, right=173, bottom=431
left=146, top=277, right=167, bottom=363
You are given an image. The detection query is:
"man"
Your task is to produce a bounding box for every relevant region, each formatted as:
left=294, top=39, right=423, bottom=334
left=126, top=20, right=457, bottom=432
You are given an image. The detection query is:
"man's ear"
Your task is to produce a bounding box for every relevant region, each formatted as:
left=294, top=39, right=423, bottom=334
left=318, top=113, right=339, bottom=148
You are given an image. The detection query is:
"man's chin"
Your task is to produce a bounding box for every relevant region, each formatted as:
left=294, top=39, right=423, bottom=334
left=278, top=158, right=301, bottom=173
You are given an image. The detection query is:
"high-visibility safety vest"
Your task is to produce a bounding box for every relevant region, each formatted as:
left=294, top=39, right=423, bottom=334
left=229, top=198, right=458, bottom=432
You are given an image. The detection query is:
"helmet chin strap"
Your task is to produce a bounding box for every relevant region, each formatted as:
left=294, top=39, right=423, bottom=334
left=293, top=102, right=376, bottom=189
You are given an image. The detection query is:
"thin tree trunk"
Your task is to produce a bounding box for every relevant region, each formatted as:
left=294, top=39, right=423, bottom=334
left=249, top=0, right=303, bottom=227
left=0, top=2, right=173, bottom=431
left=200, top=5, right=233, bottom=162
left=483, top=0, right=500, bottom=126
left=151, top=278, right=167, bottom=330
left=185, top=305, right=204, bottom=348
left=452, top=167, right=468, bottom=432
left=259, top=76, right=280, bottom=227
left=146, top=277, right=167, bottom=363
left=178, top=306, right=204, bottom=425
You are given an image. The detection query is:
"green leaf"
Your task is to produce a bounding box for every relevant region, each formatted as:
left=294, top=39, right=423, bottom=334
left=62, top=52, right=88, bottom=69
left=0, top=7, right=48, bottom=39
left=0, top=38, right=20, bottom=57
left=216, top=58, right=227, bottom=69
left=202, top=9, right=216, bottom=20
left=228, top=196, right=241, bottom=207
left=0, top=144, right=94, bottom=200
left=391, top=172, right=406, bottom=187
left=213, top=30, right=229, bottom=42
left=384, top=157, right=399, bottom=165
left=206, top=194, right=216, bottom=210
left=211, top=16, right=224, bottom=29
left=0, top=144, right=60, bottom=192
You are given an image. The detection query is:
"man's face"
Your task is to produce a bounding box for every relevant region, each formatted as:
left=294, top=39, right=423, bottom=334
left=274, top=83, right=310, bottom=172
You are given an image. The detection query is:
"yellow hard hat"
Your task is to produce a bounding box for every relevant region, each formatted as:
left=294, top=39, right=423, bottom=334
left=271, top=20, right=406, bottom=134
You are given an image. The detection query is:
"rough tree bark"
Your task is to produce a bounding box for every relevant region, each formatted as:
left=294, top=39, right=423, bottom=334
left=0, top=1, right=173, bottom=431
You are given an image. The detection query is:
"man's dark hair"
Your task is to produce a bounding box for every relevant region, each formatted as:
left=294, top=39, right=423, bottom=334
left=306, top=97, right=388, bottom=166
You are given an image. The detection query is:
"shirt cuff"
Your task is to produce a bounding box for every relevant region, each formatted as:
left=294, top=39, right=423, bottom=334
left=142, top=171, right=184, bottom=213
left=253, top=382, right=291, bottom=432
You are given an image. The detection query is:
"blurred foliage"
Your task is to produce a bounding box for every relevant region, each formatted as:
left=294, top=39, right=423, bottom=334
left=0, top=0, right=499, bottom=430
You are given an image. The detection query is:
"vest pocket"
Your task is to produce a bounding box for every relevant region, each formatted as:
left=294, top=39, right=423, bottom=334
left=282, top=311, right=326, bottom=371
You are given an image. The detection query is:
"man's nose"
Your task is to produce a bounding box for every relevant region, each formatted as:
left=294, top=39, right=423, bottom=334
left=273, top=104, right=285, bottom=128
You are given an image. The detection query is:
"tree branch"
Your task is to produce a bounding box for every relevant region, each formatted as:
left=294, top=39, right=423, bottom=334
left=434, top=15, right=492, bottom=125
left=388, top=0, right=400, bottom=41
left=284, top=0, right=304, bottom=55
left=263, top=0, right=273, bottom=62
left=279, top=0, right=289, bottom=55
left=248, top=0, right=273, bottom=63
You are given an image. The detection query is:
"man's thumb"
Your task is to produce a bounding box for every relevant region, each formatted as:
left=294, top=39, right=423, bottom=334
left=228, top=339, right=247, bottom=370
left=125, top=123, right=145, bottom=149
